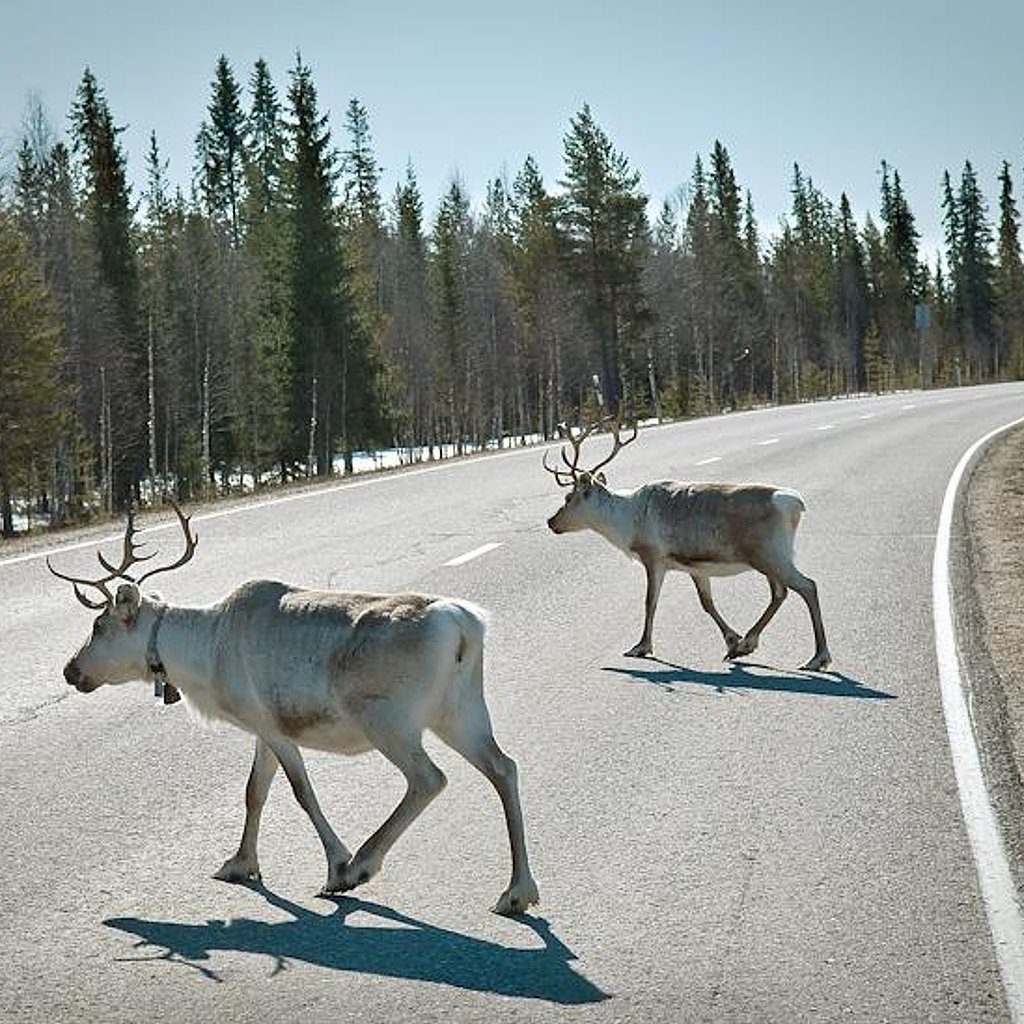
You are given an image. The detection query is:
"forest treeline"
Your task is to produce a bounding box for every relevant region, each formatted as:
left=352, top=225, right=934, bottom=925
left=2, top=54, right=1023, bottom=535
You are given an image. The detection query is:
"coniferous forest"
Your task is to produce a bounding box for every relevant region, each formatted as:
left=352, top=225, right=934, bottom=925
left=2, top=55, right=1023, bottom=535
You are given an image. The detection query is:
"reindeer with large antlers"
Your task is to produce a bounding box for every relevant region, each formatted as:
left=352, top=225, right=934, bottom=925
left=544, top=420, right=832, bottom=671
left=49, top=503, right=539, bottom=915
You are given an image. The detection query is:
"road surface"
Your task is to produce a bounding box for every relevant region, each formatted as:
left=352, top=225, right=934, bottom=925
left=3, top=383, right=1024, bottom=1023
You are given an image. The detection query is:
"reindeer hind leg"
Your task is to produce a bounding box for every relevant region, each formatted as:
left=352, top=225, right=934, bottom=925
left=728, top=576, right=788, bottom=661
left=433, top=652, right=539, bottom=915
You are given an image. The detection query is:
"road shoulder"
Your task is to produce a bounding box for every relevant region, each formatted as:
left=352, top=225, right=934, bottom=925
left=957, top=421, right=1024, bottom=893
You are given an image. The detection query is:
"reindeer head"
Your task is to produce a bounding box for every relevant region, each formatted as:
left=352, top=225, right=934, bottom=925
left=49, top=502, right=197, bottom=693
left=544, top=418, right=637, bottom=534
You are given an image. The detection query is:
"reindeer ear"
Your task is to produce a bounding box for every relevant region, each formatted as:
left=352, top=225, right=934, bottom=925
left=113, top=583, right=141, bottom=626
left=594, top=471, right=607, bottom=486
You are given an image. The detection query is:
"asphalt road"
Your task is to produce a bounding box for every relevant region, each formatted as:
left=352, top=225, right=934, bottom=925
left=3, top=383, right=1024, bottom=1023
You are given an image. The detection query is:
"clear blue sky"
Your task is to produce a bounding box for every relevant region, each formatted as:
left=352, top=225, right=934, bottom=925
left=2, top=0, right=1022, bottom=258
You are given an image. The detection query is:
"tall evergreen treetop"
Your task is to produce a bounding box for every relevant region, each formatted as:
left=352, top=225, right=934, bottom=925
left=196, top=56, right=247, bottom=244
left=245, top=58, right=284, bottom=219
left=70, top=67, right=138, bottom=335
left=559, top=103, right=648, bottom=414
left=879, top=160, right=922, bottom=299
left=341, top=98, right=383, bottom=230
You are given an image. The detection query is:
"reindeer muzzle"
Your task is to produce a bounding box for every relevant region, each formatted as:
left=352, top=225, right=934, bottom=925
left=63, top=661, right=94, bottom=692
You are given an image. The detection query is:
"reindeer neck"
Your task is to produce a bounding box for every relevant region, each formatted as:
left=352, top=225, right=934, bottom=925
left=592, top=485, right=645, bottom=553
left=140, top=598, right=219, bottom=694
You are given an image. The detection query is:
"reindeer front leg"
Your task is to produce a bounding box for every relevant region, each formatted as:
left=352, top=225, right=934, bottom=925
left=215, top=737, right=279, bottom=883
left=691, top=575, right=743, bottom=656
left=264, top=736, right=352, bottom=894
left=625, top=559, right=666, bottom=657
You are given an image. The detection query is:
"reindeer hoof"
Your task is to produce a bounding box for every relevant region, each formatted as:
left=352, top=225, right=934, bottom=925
left=492, top=879, right=540, bottom=917
left=726, top=635, right=758, bottom=661
left=800, top=651, right=833, bottom=672
left=624, top=643, right=652, bottom=658
left=214, top=855, right=261, bottom=884
left=321, top=857, right=374, bottom=896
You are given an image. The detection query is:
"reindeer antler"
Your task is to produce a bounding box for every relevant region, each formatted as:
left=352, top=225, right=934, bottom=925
left=542, top=416, right=637, bottom=487
left=586, top=419, right=639, bottom=476
left=47, top=505, right=156, bottom=609
left=135, top=500, right=198, bottom=587
left=48, top=500, right=197, bottom=608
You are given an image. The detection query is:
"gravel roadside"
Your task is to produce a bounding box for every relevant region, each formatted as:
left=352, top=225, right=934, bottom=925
left=959, top=422, right=1024, bottom=895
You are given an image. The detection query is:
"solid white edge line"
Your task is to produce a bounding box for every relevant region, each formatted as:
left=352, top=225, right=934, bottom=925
left=933, top=413, right=1024, bottom=1020
left=695, top=456, right=721, bottom=465
left=443, top=542, right=502, bottom=567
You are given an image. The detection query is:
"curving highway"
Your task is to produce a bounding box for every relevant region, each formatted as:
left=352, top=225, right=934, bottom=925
left=2, top=382, right=1024, bottom=1023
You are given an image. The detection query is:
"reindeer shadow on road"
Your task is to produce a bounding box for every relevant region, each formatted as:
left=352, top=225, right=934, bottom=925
left=104, top=884, right=608, bottom=1005
left=603, top=658, right=894, bottom=700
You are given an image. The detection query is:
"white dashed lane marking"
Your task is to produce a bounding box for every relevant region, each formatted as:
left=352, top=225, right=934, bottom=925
left=443, top=542, right=503, bottom=567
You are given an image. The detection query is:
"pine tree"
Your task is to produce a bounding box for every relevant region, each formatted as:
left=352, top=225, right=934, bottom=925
left=954, top=160, right=996, bottom=376
left=341, top=99, right=383, bottom=228
left=70, top=67, right=143, bottom=508
left=876, top=161, right=924, bottom=382
left=385, top=164, right=432, bottom=452
left=880, top=161, right=922, bottom=298
left=994, top=161, right=1024, bottom=378
left=285, top=54, right=381, bottom=475
left=430, top=177, right=473, bottom=451
left=239, top=58, right=291, bottom=480
left=769, top=164, right=836, bottom=398
left=196, top=56, right=247, bottom=246
left=340, top=98, right=389, bottom=447
left=383, top=163, right=432, bottom=452
left=0, top=210, right=67, bottom=535
left=245, top=58, right=285, bottom=223
left=683, top=155, right=715, bottom=409
left=559, top=104, right=649, bottom=417
left=836, top=193, right=869, bottom=389
left=706, top=142, right=764, bottom=406
left=509, top=155, right=571, bottom=435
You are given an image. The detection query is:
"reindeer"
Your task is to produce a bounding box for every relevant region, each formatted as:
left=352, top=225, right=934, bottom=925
left=544, top=421, right=832, bottom=672
left=48, top=503, right=539, bottom=916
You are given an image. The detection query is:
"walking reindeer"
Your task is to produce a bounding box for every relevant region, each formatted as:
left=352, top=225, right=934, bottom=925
left=544, top=421, right=831, bottom=671
left=49, top=503, right=539, bottom=915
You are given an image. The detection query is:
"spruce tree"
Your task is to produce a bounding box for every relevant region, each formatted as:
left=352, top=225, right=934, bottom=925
left=836, top=193, right=869, bottom=388
left=240, top=58, right=291, bottom=479
left=70, top=67, right=143, bottom=508
left=559, top=104, right=649, bottom=417
left=285, top=55, right=381, bottom=475
left=0, top=211, right=67, bottom=535
left=196, top=56, right=247, bottom=246
left=955, top=161, right=996, bottom=375
left=384, top=163, right=432, bottom=451
left=510, top=155, right=570, bottom=435
left=340, top=98, right=389, bottom=447
left=994, top=162, right=1024, bottom=377
left=430, top=178, right=473, bottom=451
